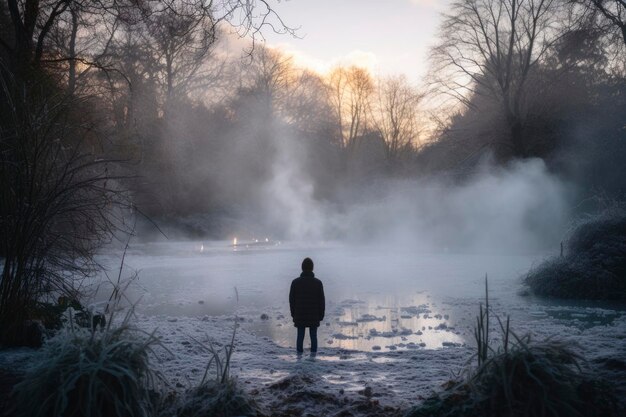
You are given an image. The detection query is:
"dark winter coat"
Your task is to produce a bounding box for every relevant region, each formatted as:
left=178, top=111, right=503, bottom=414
left=289, top=271, right=325, bottom=328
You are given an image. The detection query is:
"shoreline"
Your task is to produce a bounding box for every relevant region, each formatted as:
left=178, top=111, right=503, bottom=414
left=2, top=308, right=625, bottom=416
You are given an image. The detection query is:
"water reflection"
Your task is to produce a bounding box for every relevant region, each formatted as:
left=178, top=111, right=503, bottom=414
left=246, top=293, right=465, bottom=352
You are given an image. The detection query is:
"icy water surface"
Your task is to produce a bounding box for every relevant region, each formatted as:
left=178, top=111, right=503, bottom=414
left=94, top=240, right=624, bottom=352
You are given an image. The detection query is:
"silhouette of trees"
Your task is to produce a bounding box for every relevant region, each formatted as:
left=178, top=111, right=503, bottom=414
left=421, top=0, right=626, bottom=198
left=239, top=47, right=336, bottom=137
left=577, top=0, right=626, bottom=45
left=327, top=66, right=375, bottom=153
left=0, top=72, right=131, bottom=344
left=142, top=1, right=219, bottom=113
left=284, top=69, right=336, bottom=137
left=430, top=0, right=566, bottom=158
left=1, top=0, right=295, bottom=83
left=240, top=46, right=296, bottom=117
left=372, top=75, right=423, bottom=165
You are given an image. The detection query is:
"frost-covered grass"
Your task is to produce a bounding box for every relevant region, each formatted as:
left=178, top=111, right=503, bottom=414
left=406, top=340, right=617, bottom=417
left=12, top=320, right=161, bottom=417
left=406, top=280, right=619, bottom=417
left=10, top=310, right=261, bottom=417
left=160, top=320, right=260, bottom=417
left=9, top=248, right=259, bottom=417
left=3, top=307, right=625, bottom=417
left=525, top=207, right=626, bottom=300
left=10, top=248, right=163, bottom=417
left=161, top=380, right=258, bottom=417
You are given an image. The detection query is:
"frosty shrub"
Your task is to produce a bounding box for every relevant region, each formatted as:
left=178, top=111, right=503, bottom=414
left=406, top=279, right=618, bottom=417
left=12, top=319, right=160, bottom=417
left=525, top=207, right=626, bottom=300
left=0, top=68, right=132, bottom=346
left=405, top=340, right=617, bottom=417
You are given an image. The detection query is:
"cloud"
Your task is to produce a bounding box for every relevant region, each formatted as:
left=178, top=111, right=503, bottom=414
left=267, top=43, right=380, bottom=75
left=267, top=42, right=331, bottom=74
left=408, top=0, right=446, bottom=11
left=334, top=50, right=379, bottom=72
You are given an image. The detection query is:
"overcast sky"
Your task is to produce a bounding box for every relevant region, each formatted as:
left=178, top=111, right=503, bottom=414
left=259, top=0, right=447, bottom=84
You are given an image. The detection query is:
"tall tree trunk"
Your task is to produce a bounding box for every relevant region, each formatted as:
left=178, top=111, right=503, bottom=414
left=6, top=0, right=35, bottom=68
left=67, top=7, right=78, bottom=95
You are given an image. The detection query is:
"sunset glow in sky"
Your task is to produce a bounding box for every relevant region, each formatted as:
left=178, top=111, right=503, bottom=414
left=261, top=0, right=447, bottom=83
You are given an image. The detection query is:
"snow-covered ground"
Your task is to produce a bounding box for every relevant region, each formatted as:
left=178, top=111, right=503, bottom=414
left=98, top=241, right=626, bottom=413
left=2, top=240, right=625, bottom=415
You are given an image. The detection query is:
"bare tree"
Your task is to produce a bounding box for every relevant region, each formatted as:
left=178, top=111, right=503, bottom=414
left=238, top=46, right=335, bottom=136
left=0, top=69, right=131, bottom=344
left=327, top=65, right=374, bottom=153
left=141, top=1, right=217, bottom=112
left=105, top=25, right=161, bottom=137
left=372, top=75, right=423, bottom=164
left=2, top=0, right=131, bottom=71
left=578, top=0, right=626, bottom=44
left=1, top=0, right=296, bottom=80
left=430, top=0, right=565, bottom=157
left=284, top=69, right=337, bottom=137
left=240, top=45, right=295, bottom=115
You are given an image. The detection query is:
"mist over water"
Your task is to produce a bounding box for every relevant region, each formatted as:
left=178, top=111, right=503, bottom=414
left=230, top=137, right=573, bottom=254
left=261, top=133, right=328, bottom=240
left=342, top=158, right=571, bottom=253
left=132, top=98, right=577, bottom=258
left=97, top=240, right=538, bottom=351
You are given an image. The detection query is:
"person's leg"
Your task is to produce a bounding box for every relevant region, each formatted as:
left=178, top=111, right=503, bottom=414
left=309, top=326, right=318, bottom=353
left=296, top=327, right=305, bottom=353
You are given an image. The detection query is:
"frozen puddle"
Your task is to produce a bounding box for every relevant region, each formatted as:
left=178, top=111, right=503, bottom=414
left=242, top=297, right=466, bottom=352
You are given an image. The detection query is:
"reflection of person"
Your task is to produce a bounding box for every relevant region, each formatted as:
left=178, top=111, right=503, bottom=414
left=289, top=257, right=325, bottom=354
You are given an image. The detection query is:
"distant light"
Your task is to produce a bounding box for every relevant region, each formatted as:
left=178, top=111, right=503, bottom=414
left=265, top=238, right=269, bottom=242
left=200, top=244, right=204, bottom=252
left=233, top=237, right=238, bottom=246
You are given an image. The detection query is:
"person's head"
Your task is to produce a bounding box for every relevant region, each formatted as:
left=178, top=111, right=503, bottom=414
left=301, top=257, right=314, bottom=272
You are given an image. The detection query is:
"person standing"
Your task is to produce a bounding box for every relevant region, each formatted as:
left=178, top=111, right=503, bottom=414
left=289, top=257, right=325, bottom=354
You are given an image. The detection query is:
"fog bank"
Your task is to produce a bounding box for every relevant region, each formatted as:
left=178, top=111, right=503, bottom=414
left=140, top=126, right=573, bottom=255
left=259, top=150, right=572, bottom=254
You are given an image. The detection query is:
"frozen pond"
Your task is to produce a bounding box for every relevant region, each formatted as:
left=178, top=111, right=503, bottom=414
left=3, top=239, right=623, bottom=414
left=92, top=240, right=623, bottom=353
